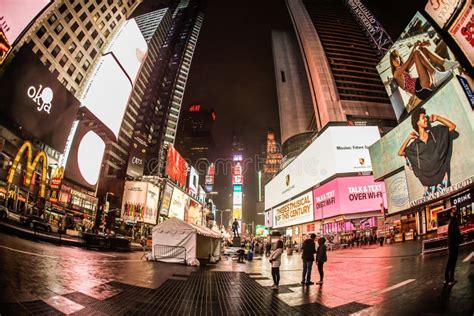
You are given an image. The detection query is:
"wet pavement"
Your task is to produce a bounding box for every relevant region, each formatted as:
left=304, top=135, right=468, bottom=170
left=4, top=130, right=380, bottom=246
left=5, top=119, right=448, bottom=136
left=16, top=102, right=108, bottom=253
left=0, top=232, right=472, bottom=315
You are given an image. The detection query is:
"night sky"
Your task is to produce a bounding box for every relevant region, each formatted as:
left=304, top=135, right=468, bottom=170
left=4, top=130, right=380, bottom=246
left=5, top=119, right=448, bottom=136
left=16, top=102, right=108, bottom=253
left=137, top=0, right=423, bottom=224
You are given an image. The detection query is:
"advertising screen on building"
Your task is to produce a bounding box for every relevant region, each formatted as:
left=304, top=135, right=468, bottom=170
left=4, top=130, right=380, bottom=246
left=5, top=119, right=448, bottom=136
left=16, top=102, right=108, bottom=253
left=187, top=166, right=199, bottom=195
left=273, top=191, right=313, bottom=228
left=0, top=45, right=80, bottom=152
left=265, top=209, right=273, bottom=228
left=104, top=20, right=147, bottom=83
left=256, top=225, right=269, bottom=237
left=425, top=0, right=464, bottom=28
left=233, top=206, right=242, bottom=220
left=233, top=191, right=242, bottom=205
left=376, top=12, right=461, bottom=121
left=121, top=181, right=160, bottom=224
left=265, top=126, right=380, bottom=210
left=80, top=54, right=132, bottom=138
left=159, top=183, right=174, bottom=216
left=168, top=187, right=189, bottom=220
left=369, top=77, right=474, bottom=209
left=0, top=0, right=50, bottom=45
left=312, top=176, right=386, bottom=220
left=186, top=198, right=201, bottom=225
left=449, top=1, right=474, bottom=66
left=126, top=135, right=147, bottom=178
left=166, top=145, right=188, bottom=187
left=384, top=171, right=410, bottom=214
left=64, top=122, right=105, bottom=190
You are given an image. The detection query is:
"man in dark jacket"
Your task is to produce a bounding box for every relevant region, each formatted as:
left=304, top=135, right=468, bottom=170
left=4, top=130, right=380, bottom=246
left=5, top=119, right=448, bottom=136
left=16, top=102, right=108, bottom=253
left=316, top=237, right=328, bottom=285
left=301, top=233, right=316, bottom=285
left=445, top=209, right=461, bottom=286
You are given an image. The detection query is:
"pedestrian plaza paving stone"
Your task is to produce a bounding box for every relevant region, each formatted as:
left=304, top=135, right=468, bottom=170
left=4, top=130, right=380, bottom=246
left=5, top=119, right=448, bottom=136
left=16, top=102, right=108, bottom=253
left=0, top=270, right=370, bottom=315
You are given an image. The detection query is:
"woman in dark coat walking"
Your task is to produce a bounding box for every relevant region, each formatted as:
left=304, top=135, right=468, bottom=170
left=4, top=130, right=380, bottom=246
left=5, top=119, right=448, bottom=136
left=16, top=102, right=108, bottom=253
left=316, top=237, right=327, bottom=285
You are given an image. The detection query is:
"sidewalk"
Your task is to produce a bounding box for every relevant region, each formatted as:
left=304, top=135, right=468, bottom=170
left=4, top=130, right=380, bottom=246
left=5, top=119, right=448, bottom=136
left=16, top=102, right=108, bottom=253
left=0, top=220, right=85, bottom=247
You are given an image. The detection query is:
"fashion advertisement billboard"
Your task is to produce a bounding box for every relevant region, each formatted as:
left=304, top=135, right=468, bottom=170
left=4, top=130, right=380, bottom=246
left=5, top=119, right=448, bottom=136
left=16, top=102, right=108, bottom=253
left=168, top=187, right=189, bottom=220
left=376, top=12, right=461, bottom=120
left=186, top=198, right=202, bottom=225
left=159, top=183, right=174, bottom=217
left=265, top=126, right=380, bottom=210
left=449, top=1, right=474, bottom=66
left=273, top=191, right=313, bottom=229
left=166, top=145, right=188, bottom=188
left=121, top=181, right=160, bottom=225
left=0, top=44, right=80, bottom=152
left=313, top=176, right=387, bottom=220
left=369, top=77, right=474, bottom=209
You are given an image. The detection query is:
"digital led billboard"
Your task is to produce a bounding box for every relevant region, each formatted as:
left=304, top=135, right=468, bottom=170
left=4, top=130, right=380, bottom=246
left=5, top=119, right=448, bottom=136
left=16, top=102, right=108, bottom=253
left=370, top=77, right=474, bottom=209
left=166, top=145, right=188, bottom=188
left=0, top=44, right=80, bottom=152
left=168, top=187, right=189, bottom=220
left=121, top=181, right=160, bottom=225
left=376, top=12, right=461, bottom=120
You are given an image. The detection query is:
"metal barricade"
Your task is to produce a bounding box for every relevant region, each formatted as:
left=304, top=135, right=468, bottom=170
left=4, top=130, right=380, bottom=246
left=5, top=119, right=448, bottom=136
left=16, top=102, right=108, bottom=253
left=153, top=244, right=186, bottom=264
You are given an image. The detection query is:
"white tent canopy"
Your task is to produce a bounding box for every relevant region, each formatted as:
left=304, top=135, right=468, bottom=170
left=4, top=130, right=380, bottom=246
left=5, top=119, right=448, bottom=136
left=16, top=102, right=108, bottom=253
left=152, top=218, right=221, bottom=265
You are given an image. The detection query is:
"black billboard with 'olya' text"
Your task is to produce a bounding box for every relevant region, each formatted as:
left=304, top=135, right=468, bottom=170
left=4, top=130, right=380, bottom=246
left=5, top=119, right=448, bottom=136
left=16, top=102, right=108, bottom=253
left=0, top=44, right=80, bottom=152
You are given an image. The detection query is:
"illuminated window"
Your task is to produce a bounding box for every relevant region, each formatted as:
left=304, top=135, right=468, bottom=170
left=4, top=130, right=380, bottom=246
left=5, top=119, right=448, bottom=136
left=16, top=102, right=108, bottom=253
left=68, top=42, right=77, bottom=53
left=52, top=45, right=60, bottom=57
left=48, top=14, right=57, bottom=25
left=84, top=40, right=91, bottom=50
left=36, top=26, right=47, bottom=39
left=75, top=51, right=83, bottom=62
left=82, top=60, right=90, bottom=71
left=60, top=55, right=68, bottom=67
left=67, top=64, right=76, bottom=76
left=105, top=13, right=111, bottom=21
left=110, top=21, right=116, bottom=30
left=98, top=21, right=105, bottom=30
left=43, top=35, right=53, bottom=48
left=104, top=29, right=110, bottom=38
left=54, top=23, right=63, bottom=34
left=75, top=73, right=83, bottom=84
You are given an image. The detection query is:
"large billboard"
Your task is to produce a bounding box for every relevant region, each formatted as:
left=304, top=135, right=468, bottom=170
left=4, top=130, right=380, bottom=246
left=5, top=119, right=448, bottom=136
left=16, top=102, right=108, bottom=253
left=265, top=126, right=380, bottom=210
left=0, top=0, right=50, bottom=45
left=126, top=134, right=147, bottom=178
left=80, top=54, right=132, bottom=138
left=273, top=191, right=313, bottom=228
left=265, top=209, right=273, bottom=228
left=104, top=20, right=147, bottom=83
left=168, top=187, right=189, bottom=220
left=0, top=45, right=80, bottom=152
left=187, top=166, right=199, bottom=196
left=121, top=181, right=160, bottom=224
left=370, top=77, right=474, bottom=210
left=166, top=145, right=188, bottom=188
left=425, top=0, right=464, bottom=29
left=64, top=122, right=105, bottom=190
left=186, top=198, right=202, bottom=225
left=376, top=12, right=461, bottom=120
left=313, top=176, right=386, bottom=220
left=449, top=1, right=474, bottom=66
left=159, top=183, right=174, bottom=217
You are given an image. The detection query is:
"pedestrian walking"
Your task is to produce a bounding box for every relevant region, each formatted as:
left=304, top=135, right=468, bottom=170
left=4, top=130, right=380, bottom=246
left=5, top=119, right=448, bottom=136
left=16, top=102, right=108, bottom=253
left=444, top=209, right=461, bottom=286
left=301, top=233, right=316, bottom=285
left=269, top=240, right=284, bottom=290
left=140, top=235, right=147, bottom=260
left=316, top=237, right=327, bottom=285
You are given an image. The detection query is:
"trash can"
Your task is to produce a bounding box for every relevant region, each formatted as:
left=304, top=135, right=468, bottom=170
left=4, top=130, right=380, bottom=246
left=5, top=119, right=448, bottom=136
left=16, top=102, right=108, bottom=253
left=286, top=248, right=293, bottom=255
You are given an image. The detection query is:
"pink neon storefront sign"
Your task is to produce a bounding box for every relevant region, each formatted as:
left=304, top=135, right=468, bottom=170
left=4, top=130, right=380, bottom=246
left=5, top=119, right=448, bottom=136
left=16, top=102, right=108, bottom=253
left=313, top=176, right=387, bottom=220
